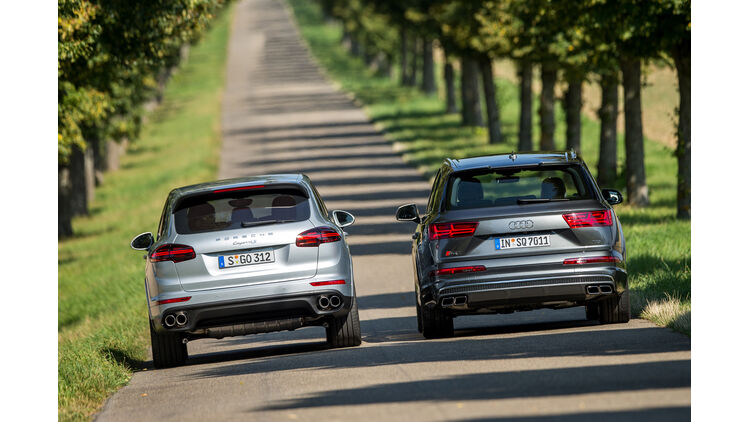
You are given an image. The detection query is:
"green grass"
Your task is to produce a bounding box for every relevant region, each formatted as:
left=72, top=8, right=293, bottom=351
left=57, top=4, right=234, bottom=420
left=288, top=0, right=690, bottom=334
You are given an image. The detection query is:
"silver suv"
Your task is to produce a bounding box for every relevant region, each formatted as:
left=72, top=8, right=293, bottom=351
left=130, top=174, right=361, bottom=368
left=397, top=151, right=629, bottom=338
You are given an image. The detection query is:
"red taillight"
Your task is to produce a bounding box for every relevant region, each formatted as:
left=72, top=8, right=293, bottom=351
left=429, top=222, right=478, bottom=240
left=562, top=210, right=612, bottom=228
left=296, top=227, right=341, bottom=247
left=149, top=244, right=196, bottom=263
left=310, top=280, right=346, bottom=286
left=156, top=296, right=192, bottom=305
left=212, top=184, right=265, bottom=194
left=563, top=256, right=621, bottom=265
left=431, top=265, right=486, bottom=277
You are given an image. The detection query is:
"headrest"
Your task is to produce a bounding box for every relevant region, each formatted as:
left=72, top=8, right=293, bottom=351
left=457, top=178, right=484, bottom=203
left=228, top=198, right=253, bottom=208
left=272, top=195, right=296, bottom=221
left=272, top=195, right=296, bottom=207
left=187, top=203, right=216, bottom=231
left=541, top=177, right=566, bottom=199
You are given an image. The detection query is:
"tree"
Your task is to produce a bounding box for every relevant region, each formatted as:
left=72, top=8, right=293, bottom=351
left=58, top=0, right=226, bottom=237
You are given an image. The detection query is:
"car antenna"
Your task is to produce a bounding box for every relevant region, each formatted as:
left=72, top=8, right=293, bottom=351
left=509, top=151, right=517, bottom=161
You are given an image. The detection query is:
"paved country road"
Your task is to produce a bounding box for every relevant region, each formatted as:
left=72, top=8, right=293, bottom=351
left=96, top=0, right=690, bottom=420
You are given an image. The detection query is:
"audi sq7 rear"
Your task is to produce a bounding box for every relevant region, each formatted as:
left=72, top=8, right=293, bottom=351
left=397, top=151, right=629, bottom=338
left=130, top=174, right=361, bottom=368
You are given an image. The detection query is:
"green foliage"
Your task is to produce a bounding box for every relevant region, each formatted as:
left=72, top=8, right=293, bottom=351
left=58, top=0, right=227, bottom=164
left=58, top=2, right=232, bottom=419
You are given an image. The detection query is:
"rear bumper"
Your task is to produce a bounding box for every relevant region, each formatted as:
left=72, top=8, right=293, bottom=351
left=153, top=290, right=353, bottom=335
left=428, top=268, right=626, bottom=313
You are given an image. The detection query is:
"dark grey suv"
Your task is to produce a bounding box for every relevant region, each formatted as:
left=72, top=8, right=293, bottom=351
left=396, top=151, right=629, bottom=338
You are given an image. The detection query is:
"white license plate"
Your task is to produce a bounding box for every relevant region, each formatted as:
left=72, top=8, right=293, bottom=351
left=218, top=248, right=274, bottom=269
left=495, top=235, right=551, bottom=250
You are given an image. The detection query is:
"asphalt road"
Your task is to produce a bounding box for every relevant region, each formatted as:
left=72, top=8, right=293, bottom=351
left=96, top=0, right=691, bottom=420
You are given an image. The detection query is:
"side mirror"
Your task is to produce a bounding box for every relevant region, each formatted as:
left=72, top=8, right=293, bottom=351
left=130, top=232, right=154, bottom=250
left=396, top=204, right=420, bottom=223
left=601, top=189, right=623, bottom=205
left=331, top=210, right=355, bottom=228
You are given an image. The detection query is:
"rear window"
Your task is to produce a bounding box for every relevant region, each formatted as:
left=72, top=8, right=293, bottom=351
left=445, top=165, right=594, bottom=210
left=173, top=187, right=311, bottom=234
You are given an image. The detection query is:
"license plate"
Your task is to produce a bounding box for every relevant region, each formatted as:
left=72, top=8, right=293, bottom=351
left=218, top=248, right=274, bottom=269
left=495, top=235, right=551, bottom=250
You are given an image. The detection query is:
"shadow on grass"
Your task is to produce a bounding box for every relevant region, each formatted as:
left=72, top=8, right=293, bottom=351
left=103, top=348, right=147, bottom=372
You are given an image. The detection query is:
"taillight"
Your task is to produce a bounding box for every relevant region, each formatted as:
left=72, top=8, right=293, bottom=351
left=150, top=244, right=196, bottom=263
left=310, top=280, right=346, bottom=286
left=563, top=256, right=620, bottom=265
left=429, top=222, right=478, bottom=240
left=296, top=227, right=341, bottom=247
left=431, top=265, right=486, bottom=277
left=562, top=210, right=612, bottom=228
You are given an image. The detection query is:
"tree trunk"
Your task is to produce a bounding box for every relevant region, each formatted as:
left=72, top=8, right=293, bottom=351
left=400, top=27, right=409, bottom=86
left=444, top=62, right=457, bottom=113
left=350, top=32, right=361, bottom=57
left=564, top=77, right=583, bottom=152
left=407, top=33, right=418, bottom=86
left=58, top=164, right=74, bottom=238
left=363, top=35, right=375, bottom=65
left=69, top=144, right=89, bottom=216
left=518, top=60, right=533, bottom=151
left=460, top=56, right=483, bottom=127
left=421, top=37, right=436, bottom=94
left=341, top=30, right=352, bottom=51
left=480, top=54, right=502, bottom=144
left=374, top=52, right=392, bottom=78
left=539, top=63, right=557, bottom=150
left=597, top=74, right=619, bottom=187
left=621, top=58, right=649, bottom=206
left=673, top=41, right=691, bottom=219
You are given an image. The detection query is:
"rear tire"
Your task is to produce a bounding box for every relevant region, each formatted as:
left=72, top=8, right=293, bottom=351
left=150, top=321, right=187, bottom=369
left=585, top=303, right=600, bottom=321
left=599, top=289, right=631, bottom=324
left=415, top=291, right=423, bottom=333
left=326, top=297, right=362, bottom=348
left=421, top=303, right=454, bottom=339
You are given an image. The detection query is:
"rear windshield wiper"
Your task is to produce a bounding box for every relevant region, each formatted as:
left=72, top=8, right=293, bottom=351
left=517, top=198, right=570, bottom=204
left=241, top=220, right=295, bottom=228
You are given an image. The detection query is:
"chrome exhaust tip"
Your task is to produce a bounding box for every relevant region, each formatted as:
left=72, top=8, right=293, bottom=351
left=441, top=297, right=455, bottom=307
left=599, top=285, right=613, bottom=294
left=175, top=312, right=188, bottom=326
left=329, top=295, right=341, bottom=308
left=454, top=296, right=467, bottom=306
left=163, top=314, right=176, bottom=327
left=586, top=286, right=601, bottom=295
left=318, top=295, right=330, bottom=309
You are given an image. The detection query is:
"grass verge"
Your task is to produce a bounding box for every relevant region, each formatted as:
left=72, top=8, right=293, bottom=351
left=57, top=4, right=234, bottom=420
left=287, top=0, right=690, bottom=335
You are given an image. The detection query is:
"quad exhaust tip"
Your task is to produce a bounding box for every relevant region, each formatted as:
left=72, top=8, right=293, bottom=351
left=587, top=284, right=614, bottom=295
left=317, top=294, right=343, bottom=311
left=175, top=312, right=188, bottom=327
left=441, top=296, right=467, bottom=307
left=163, top=314, right=176, bottom=328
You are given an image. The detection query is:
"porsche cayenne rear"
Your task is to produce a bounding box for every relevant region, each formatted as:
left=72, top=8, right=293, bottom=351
left=130, top=174, right=361, bottom=368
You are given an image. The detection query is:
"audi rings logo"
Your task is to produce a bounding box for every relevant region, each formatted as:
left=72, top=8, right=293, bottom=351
left=508, top=220, right=534, bottom=230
